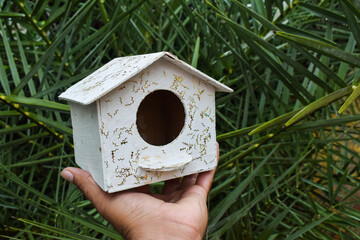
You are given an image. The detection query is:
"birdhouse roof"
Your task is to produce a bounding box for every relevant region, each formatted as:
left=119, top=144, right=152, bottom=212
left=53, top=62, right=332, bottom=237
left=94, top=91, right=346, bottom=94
left=59, top=52, right=233, bottom=105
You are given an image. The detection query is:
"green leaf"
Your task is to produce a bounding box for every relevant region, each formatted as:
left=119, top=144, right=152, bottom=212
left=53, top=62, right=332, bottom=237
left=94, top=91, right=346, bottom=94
left=339, top=0, right=360, bottom=19
left=191, top=36, right=200, bottom=68
left=249, top=109, right=301, bottom=135
left=17, top=218, right=97, bottom=240
left=295, top=2, right=347, bottom=23
left=275, top=31, right=360, bottom=67
left=209, top=144, right=280, bottom=227
left=0, top=123, right=37, bottom=135
left=338, top=84, right=360, bottom=114
left=216, top=12, right=332, bottom=99
left=0, top=12, right=25, bottom=17
left=217, top=125, right=259, bottom=141
left=340, top=1, right=360, bottom=45
left=15, top=28, right=36, bottom=95
left=211, top=149, right=311, bottom=237
left=0, top=111, right=20, bottom=117
left=0, top=19, right=21, bottom=89
left=0, top=132, right=49, bottom=150
left=0, top=55, right=11, bottom=95
left=285, top=86, right=353, bottom=127
left=1, top=94, right=70, bottom=112
left=275, top=24, right=337, bottom=46
left=231, top=0, right=279, bottom=31
left=289, top=114, right=360, bottom=131
left=285, top=214, right=335, bottom=240
left=12, top=0, right=97, bottom=94
left=11, top=155, right=74, bottom=167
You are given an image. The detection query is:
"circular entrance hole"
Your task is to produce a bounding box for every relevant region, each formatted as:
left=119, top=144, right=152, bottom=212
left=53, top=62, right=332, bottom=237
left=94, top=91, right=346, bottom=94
left=136, top=90, right=185, bottom=146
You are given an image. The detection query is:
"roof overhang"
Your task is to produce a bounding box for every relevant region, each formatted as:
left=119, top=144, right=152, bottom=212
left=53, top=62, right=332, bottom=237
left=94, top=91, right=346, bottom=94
left=59, top=52, right=233, bottom=105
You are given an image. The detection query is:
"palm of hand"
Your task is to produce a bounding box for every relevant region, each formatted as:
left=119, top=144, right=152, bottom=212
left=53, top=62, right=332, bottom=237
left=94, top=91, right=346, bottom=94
left=62, top=144, right=218, bottom=240
left=65, top=168, right=215, bottom=240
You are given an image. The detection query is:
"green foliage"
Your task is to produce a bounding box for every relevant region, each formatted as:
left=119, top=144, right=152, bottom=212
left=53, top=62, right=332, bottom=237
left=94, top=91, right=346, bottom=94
left=1, top=0, right=360, bottom=239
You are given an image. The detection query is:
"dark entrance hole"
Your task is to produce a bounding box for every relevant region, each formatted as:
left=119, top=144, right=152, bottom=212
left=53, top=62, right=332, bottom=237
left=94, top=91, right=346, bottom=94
left=136, top=90, right=186, bottom=146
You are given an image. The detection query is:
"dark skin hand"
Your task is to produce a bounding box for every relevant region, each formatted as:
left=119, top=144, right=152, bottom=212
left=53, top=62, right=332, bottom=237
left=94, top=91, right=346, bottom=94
left=61, top=143, right=219, bottom=240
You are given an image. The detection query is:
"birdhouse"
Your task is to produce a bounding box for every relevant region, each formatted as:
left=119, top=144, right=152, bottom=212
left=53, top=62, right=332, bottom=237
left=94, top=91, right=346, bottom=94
left=59, top=52, right=233, bottom=193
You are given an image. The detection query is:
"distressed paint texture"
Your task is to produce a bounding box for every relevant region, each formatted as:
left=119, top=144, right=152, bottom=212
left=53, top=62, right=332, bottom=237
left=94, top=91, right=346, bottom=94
left=70, top=102, right=104, bottom=189
left=60, top=52, right=232, bottom=193
left=59, top=52, right=232, bottom=105
left=99, top=59, right=217, bottom=192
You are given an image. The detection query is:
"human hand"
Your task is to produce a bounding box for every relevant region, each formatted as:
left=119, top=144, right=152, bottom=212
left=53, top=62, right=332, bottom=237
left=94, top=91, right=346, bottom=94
left=60, top=144, right=219, bottom=240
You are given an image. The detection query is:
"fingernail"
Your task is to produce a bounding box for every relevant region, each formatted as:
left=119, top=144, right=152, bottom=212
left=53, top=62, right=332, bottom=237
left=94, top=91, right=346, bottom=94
left=61, top=169, right=74, bottom=182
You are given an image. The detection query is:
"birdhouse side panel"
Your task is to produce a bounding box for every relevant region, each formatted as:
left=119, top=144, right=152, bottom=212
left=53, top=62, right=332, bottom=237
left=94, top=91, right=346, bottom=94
left=70, top=102, right=104, bottom=189
left=180, top=77, right=217, bottom=173
left=98, top=59, right=217, bottom=192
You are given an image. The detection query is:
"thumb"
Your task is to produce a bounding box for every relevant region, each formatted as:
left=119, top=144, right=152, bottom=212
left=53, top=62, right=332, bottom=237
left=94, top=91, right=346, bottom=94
left=61, top=167, right=109, bottom=213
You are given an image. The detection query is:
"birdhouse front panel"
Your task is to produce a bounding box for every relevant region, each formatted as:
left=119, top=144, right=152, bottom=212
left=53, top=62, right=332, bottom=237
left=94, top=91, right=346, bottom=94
left=98, top=59, right=217, bottom=192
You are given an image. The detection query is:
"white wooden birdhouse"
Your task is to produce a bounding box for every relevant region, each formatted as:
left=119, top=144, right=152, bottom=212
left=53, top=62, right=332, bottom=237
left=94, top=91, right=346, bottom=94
left=59, top=52, right=233, bottom=193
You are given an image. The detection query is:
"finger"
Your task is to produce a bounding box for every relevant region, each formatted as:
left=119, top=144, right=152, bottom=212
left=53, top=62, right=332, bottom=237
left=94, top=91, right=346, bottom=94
left=162, top=178, right=181, bottom=194
left=180, top=173, right=198, bottom=190
left=61, top=167, right=109, bottom=214
left=196, top=142, right=219, bottom=194
left=195, top=169, right=216, bottom=195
